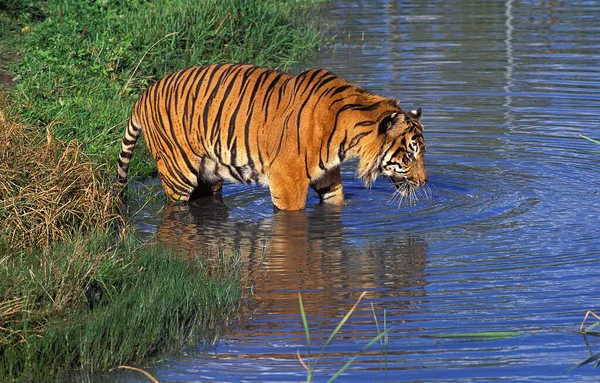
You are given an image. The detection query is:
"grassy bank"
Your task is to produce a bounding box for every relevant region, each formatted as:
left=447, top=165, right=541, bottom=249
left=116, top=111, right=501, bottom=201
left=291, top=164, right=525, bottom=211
left=1, top=0, right=324, bottom=380
left=1, top=232, right=242, bottom=382
left=0, top=111, right=242, bottom=382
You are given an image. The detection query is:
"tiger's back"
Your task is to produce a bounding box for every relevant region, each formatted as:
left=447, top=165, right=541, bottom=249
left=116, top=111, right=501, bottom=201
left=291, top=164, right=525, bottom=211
left=117, top=64, right=427, bottom=210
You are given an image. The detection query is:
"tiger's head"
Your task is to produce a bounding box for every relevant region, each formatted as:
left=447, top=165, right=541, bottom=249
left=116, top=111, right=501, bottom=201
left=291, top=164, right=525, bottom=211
left=358, top=107, right=427, bottom=198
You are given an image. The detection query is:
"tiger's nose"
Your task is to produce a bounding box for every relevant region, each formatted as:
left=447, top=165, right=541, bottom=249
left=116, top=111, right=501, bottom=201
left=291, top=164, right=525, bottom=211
left=420, top=178, right=428, bottom=186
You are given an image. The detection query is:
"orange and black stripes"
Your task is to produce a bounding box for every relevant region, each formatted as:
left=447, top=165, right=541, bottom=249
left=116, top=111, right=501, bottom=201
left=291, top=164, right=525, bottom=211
left=116, top=116, right=142, bottom=188
left=116, top=64, right=426, bottom=210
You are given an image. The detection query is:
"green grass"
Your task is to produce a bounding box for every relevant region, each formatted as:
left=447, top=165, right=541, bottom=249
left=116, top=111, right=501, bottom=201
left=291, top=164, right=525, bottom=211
left=0, top=232, right=242, bottom=382
left=4, top=0, right=325, bottom=177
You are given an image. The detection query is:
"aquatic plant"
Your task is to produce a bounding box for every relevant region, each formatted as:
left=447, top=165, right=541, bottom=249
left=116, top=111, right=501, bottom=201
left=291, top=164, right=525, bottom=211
left=297, top=292, right=388, bottom=382
left=371, top=302, right=389, bottom=350
left=567, top=311, right=600, bottom=371
left=580, top=135, right=600, bottom=146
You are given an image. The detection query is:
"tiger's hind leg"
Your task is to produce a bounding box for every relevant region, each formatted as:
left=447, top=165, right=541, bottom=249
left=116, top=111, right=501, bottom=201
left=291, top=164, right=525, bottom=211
left=155, top=155, right=199, bottom=202
left=310, top=166, right=344, bottom=205
left=157, top=174, right=194, bottom=202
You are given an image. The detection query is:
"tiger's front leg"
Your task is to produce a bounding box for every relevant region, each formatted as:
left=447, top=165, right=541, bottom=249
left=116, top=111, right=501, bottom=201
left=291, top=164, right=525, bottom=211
left=268, top=168, right=310, bottom=211
left=310, top=166, right=344, bottom=205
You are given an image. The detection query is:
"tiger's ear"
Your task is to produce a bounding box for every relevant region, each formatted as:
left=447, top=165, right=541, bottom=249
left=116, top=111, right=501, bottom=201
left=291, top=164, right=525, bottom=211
left=409, top=107, right=422, bottom=121
left=378, top=112, right=403, bottom=135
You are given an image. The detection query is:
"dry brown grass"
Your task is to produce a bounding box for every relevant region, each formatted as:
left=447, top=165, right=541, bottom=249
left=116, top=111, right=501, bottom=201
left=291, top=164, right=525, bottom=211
left=0, top=297, right=28, bottom=346
left=0, top=107, right=120, bottom=250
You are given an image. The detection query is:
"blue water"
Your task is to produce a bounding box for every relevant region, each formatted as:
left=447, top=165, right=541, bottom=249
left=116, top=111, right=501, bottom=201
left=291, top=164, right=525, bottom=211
left=105, top=1, right=600, bottom=382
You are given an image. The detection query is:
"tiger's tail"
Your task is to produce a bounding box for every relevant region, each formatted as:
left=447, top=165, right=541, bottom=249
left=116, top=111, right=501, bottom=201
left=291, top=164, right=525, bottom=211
left=115, top=114, right=142, bottom=191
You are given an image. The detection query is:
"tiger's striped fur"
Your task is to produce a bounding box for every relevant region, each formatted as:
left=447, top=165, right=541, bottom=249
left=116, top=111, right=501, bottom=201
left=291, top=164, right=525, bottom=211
left=116, top=64, right=427, bottom=210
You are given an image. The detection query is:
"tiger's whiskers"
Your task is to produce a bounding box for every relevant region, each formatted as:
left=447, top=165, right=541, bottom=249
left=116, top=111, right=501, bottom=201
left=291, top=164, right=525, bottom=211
left=388, top=182, right=432, bottom=208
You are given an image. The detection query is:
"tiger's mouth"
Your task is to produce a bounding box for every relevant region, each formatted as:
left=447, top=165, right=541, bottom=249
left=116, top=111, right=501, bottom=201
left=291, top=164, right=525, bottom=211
left=388, top=175, right=431, bottom=207
left=389, top=175, right=425, bottom=197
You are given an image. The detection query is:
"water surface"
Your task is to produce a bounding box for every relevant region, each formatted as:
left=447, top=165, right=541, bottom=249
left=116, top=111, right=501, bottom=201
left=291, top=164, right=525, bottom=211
left=113, top=1, right=600, bottom=381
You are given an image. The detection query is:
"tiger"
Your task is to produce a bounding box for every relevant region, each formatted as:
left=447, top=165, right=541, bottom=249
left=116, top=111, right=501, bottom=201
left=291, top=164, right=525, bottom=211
left=116, top=64, right=427, bottom=210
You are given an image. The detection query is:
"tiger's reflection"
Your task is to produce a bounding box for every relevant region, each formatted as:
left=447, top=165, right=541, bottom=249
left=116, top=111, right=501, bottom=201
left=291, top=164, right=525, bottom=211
left=155, top=198, right=429, bottom=335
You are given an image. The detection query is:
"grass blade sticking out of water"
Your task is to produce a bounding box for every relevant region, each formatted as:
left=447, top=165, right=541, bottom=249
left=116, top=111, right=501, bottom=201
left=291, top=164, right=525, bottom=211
left=371, top=302, right=381, bottom=339
left=580, top=310, right=600, bottom=336
left=297, top=350, right=312, bottom=383
left=580, top=134, right=600, bottom=145
left=324, top=331, right=389, bottom=383
left=299, top=293, right=310, bottom=349
left=425, top=331, right=520, bottom=341
left=565, top=352, right=600, bottom=372
left=581, top=321, right=600, bottom=336
left=566, top=310, right=600, bottom=372
left=370, top=302, right=388, bottom=348
left=297, top=291, right=387, bottom=382
left=324, top=291, right=367, bottom=347
left=363, top=331, right=389, bottom=351
left=327, top=357, right=356, bottom=383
